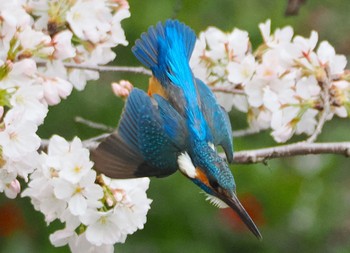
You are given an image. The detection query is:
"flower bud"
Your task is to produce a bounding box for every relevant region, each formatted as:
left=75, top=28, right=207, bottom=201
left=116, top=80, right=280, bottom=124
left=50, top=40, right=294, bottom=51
left=111, top=80, right=133, bottom=98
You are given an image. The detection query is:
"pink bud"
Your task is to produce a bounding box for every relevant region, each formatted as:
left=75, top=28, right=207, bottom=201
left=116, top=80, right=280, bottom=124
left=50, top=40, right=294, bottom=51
left=5, top=179, right=21, bottom=199
left=0, top=106, right=4, bottom=120
left=111, top=80, right=133, bottom=98
left=112, top=0, right=130, bottom=9
left=106, top=196, right=114, bottom=207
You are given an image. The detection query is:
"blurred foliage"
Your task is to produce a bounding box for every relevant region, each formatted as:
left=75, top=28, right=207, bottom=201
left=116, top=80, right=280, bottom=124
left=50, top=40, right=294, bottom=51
left=1, top=0, right=350, bottom=252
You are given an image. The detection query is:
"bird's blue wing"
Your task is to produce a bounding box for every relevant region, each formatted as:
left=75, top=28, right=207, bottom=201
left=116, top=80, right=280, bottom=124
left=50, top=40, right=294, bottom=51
left=92, top=88, right=187, bottom=178
left=195, top=78, right=234, bottom=163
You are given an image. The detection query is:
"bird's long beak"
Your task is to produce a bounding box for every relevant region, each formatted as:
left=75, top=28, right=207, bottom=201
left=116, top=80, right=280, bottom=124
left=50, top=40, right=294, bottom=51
left=222, top=192, right=262, bottom=240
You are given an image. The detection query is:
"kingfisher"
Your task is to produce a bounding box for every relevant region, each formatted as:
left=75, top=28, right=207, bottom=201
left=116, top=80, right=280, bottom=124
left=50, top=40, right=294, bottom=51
left=92, top=20, right=262, bottom=239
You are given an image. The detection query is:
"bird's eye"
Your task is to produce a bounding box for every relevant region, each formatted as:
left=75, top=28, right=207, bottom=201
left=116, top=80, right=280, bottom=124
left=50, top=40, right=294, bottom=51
left=209, top=178, right=219, bottom=189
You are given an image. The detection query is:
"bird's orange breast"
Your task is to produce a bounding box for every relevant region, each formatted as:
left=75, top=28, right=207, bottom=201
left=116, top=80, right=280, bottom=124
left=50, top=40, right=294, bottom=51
left=148, top=76, right=168, bottom=99
left=195, top=167, right=210, bottom=187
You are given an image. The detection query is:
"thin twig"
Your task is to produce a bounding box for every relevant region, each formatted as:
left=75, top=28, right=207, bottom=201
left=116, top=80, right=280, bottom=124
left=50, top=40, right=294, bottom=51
left=37, top=61, right=152, bottom=76
left=211, top=86, right=245, bottom=95
left=82, top=133, right=111, bottom=150
left=75, top=116, right=115, bottom=132
left=232, top=128, right=261, bottom=137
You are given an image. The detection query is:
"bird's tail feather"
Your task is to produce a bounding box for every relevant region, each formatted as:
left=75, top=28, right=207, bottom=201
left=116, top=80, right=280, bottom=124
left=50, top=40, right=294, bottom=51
left=132, top=19, right=196, bottom=71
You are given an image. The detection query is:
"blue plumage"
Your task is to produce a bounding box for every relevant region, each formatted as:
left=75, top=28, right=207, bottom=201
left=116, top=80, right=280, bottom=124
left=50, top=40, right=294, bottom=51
left=132, top=20, right=207, bottom=141
left=93, top=19, right=261, bottom=239
left=195, top=78, right=234, bottom=163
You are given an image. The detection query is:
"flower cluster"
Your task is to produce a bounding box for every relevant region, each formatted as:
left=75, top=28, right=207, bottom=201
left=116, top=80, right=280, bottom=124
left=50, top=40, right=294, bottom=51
left=191, top=20, right=349, bottom=142
left=0, top=1, right=154, bottom=252
left=0, top=0, right=129, bottom=195
left=22, top=135, right=152, bottom=253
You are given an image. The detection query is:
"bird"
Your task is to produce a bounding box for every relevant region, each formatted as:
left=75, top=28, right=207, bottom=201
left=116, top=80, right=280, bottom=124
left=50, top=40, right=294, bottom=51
left=91, top=19, right=262, bottom=239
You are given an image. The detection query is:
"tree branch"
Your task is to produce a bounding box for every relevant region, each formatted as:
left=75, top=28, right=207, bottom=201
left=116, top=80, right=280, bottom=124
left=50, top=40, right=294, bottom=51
left=233, top=141, right=350, bottom=164
left=37, top=61, right=153, bottom=76
left=40, top=139, right=350, bottom=165
left=38, top=61, right=248, bottom=95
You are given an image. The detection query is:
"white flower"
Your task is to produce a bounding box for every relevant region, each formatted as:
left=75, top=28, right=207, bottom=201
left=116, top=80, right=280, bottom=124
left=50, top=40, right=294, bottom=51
left=0, top=59, right=37, bottom=89
left=271, top=106, right=299, bottom=130
left=108, top=9, right=130, bottom=46
left=3, top=152, right=40, bottom=181
left=227, top=28, right=249, bottom=61
left=256, top=49, right=288, bottom=80
left=68, top=233, right=114, bottom=253
left=203, top=27, right=227, bottom=61
left=52, top=30, right=76, bottom=60
left=0, top=1, right=32, bottom=28
left=41, top=60, right=68, bottom=80
left=53, top=170, right=103, bottom=216
left=59, top=149, right=93, bottom=184
left=102, top=177, right=152, bottom=235
left=271, top=106, right=300, bottom=142
left=295, top=76, right=321, bottom=100
left=18, top=26, right=50, bottom=49
left=22, top=135, right=101, bottom=224
left=50, top=228, right=75, bottom=247
left=293, top=31, right=318, bottom=57
left=68, top=68, right=99, bottom=91
left=25, top=0, right=49, bottom=30
left=227, top=54, right=256, bottom=84
left=295, top=109, right=318, bottom=135
left=262, top=86, right=280, bottom=112
left=22, top=169, right=67, bottom=223
left=89, top=45, right=116, bottom=65
left=66, top=0, right=112, bottom=43
left=10, top=84, right=48, bottom=124
left=216, top=93, right=248, bottom=113
left=0, top=111, right=40, bottom=160
left=259, top=19, right=271, bottom=44
left=47, top=135, right=88, bottom=162
left=245, top=78, right=267, bottom=107
left=316, top=41, right=347, bottom=76
left=190, top=32, right=207, bottom=81
left=80, top=209, right=123, bottom=246
left=37, top=61, right=72, bottom=104
left=271, top=124, right=294, bottom=143
left=252, top=108, right=272, bottom=129
left=259, top=19, right=294, bottom=48
left=40, top=76, right=73, bottom=105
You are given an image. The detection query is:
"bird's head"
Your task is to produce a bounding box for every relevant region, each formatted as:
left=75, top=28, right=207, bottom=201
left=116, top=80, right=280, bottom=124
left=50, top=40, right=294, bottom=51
left=177, top=143, right=262, bottom=239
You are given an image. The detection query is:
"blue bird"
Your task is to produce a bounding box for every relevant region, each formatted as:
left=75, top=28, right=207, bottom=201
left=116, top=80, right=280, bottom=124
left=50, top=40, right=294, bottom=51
left=92, top=20, right=262, bottom=239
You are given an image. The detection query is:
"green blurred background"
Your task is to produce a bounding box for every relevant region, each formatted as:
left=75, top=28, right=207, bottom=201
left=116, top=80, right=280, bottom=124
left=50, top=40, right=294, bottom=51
left=1, top=0, right=350, bottom=252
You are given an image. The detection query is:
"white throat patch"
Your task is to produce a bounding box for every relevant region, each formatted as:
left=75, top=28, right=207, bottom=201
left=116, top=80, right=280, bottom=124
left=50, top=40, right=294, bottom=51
left=204, top=193, right=229, bottom=209
left=208, top=142, right=215, bottom=151
left=177, top=152, right=196, bottom=178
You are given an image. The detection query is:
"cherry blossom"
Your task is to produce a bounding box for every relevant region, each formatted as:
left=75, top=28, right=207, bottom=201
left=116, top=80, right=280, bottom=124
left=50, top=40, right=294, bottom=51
left=22, top=135, right=152, bottom=251
left=191, top=19, right=348, bottom=142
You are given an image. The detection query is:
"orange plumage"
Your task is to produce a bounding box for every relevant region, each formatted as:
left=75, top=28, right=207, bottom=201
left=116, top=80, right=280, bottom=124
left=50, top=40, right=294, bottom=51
left=147, top=76, right=168, bottom=98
